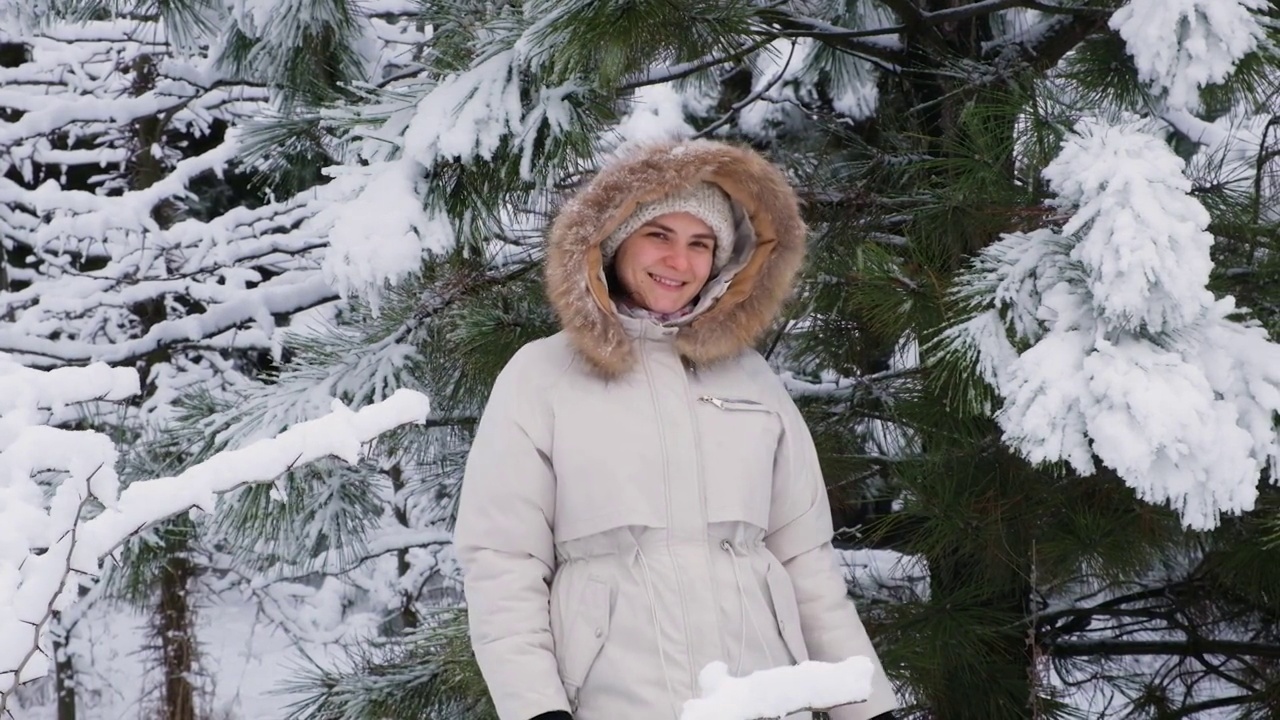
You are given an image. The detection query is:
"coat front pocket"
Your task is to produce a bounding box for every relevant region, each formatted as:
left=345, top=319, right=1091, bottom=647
left=557, top=577, right=612, bottom=708
left=696, top=394, right=782, bottom=531
left=764, top=563, right=810, bottom=664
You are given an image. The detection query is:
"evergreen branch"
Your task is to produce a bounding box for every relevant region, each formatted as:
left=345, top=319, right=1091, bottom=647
left=784, top=367, right=921, bottom=399
left=886, top=8, right=1109, bottom=117
left=0, top=78, right=247, bottom=146
left=925, top=0, right=1026, bottom=24
left=695, top=41, right=800, bottom=139
left=756, top=9, right=907, bottom=65
left=0, top=275, right=337, bottom=367
left=1015, top=0, right=1113, bottom=15
left=923, top=0, right=1105, bottom=25
left=280, top=608, right=494, bottom=720
left=1161, top=109, right=1231, bottom=146
left=988, top=7, right=1112, bottom=72
left=1049, top=639, right=1280, bottom=659
left=199, top=525, right=453, bottom=591
left=875, top=0, right=925, bottom=28
left=1037, top=582, right=1195, bottom=636
left=1252, top=116, right=1280, bottom=224
left=855, top=0, right=1094, bottom=46
left=776, top=23, right=906, bottom=41
left=1166, top=692, right=1267, bottom=718
left=621, top=38, right=772, bottom=91
left=0, top=490, right=94, bottom=714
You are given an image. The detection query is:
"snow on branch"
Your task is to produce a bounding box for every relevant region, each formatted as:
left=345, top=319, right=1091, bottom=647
left=317, top=19, right=590, bottom=305
left=939, top=117, right=1280, bottom=530
left=0, top=361, right=431, bottom=708
left=681, top=657, right=873, bottom=720
left=0, top=5, right=427, bottom=396
left=1110, top=0, right=1268, bottom=112
left=0, top=273, right=338, bottom=367
left=318, top=160, right=455, bottom=310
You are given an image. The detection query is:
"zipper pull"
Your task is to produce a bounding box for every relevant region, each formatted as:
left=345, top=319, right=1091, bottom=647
left=698, top=395, right=726, bottom=410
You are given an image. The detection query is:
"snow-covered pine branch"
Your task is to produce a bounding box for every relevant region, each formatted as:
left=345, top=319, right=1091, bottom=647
left=0, top=13, right=316, bottom=403
left=0, top=2, right=426, bottom=402
left=0, top=359, right=430, bottom=710
left=1111, top=0, right=1269, bottom=113
left=939, top=117, right=1280, bottom=531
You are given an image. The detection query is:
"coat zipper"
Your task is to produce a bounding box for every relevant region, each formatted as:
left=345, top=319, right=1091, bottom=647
left=641, top=339, right=689, bottom=719
left=685, top=375, right=726, bottom=704
left=698, top=395, right=771, bottom=412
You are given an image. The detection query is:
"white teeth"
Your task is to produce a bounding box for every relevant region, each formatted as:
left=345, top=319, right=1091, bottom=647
left=649, top=273, right=683, bottom=288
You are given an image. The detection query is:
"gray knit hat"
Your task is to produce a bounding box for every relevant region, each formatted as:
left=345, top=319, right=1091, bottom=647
left=600, top=182, right=736, bottom=272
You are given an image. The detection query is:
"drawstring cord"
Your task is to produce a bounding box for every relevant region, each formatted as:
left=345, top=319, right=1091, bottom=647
left=636, top=545, right=681, bottom=718
left=720, top=539, right=777, bottom=672
left=724, top=542, right=747, bottom=674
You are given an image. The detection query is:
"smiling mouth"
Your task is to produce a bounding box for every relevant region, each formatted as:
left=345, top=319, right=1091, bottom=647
left=649, top=273, right=685, bottom=289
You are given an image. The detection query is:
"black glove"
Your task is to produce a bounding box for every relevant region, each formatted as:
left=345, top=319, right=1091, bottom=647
left=530, top=712, right=572, bottom=720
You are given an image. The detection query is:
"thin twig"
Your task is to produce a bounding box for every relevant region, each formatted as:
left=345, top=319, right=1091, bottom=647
left=694, top=41, right=799, bottom=139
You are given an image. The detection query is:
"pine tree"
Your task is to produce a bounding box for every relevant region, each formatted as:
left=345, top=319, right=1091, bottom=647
left=91, top=1, right=1280, bottom=718
left=0, top=1, right=346, bottom=716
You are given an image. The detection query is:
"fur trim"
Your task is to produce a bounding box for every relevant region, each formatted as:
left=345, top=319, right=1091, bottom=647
left=545, top=140, right=806, bottom=378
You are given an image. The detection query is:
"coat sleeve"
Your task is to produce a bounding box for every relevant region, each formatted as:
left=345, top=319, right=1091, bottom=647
left=763, top=384, right=897, bottom=720
left=453, top=346, right=570, bottom=720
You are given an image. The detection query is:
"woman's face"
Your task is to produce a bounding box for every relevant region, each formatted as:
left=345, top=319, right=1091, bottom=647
left=612, top=212, right=717, bottom=314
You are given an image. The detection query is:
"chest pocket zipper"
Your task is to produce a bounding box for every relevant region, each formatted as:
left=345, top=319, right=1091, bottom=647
left=698, top=396, right=772, bottom=412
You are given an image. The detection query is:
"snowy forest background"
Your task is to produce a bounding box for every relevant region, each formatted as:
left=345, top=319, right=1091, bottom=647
left=5, top=0, right=1280, bottom=718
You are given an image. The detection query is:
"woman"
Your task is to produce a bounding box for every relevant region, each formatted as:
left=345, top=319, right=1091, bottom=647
left=454, top=140, right=896, bottom=720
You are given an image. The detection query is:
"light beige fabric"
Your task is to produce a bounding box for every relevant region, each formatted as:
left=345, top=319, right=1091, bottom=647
left=454, top=325, right=896, bottom=720
left=454, top=140, right=896, bottom=720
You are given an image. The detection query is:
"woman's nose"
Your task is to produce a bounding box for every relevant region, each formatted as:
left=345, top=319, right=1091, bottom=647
left=664, top=244, right=690, bottom=271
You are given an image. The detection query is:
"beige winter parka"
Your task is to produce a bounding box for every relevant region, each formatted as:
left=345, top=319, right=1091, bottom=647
left=454, top=140, right=896, bottom=720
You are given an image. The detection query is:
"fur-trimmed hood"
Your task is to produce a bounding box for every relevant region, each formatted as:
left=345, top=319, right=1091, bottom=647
left=545, top=140, right=806, bottom=377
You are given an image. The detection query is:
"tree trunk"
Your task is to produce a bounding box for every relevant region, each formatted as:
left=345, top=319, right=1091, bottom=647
left=156, top=554, right=197, bottom=720
left=894, top=3, right=1037, bottom=716
left=129, top=53, right=198, bottom=720
left=388, top=464, right=421, bottom=632
left=51, top=612, right=76, bottom=720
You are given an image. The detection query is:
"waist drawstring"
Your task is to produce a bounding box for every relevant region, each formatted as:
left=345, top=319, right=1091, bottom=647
left=720, top=539, right=776, bottom=673
left=636, top=546, right=681, bottom=719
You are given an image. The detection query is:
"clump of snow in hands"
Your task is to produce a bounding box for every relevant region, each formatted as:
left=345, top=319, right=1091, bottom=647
left=1111, top=0, right=1268, bottom=112
left=0, top=358, right=431, bottom=707
left=682, top=657, right=874, bottom=720
left=941, top=117, right=1280, bottom=530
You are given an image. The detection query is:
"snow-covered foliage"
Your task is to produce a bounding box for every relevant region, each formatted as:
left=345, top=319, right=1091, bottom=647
left=0, top=361, right=138, bottom=701
left=941, top=117, right=1280, bottom=530
left=0, top=11, right=301, bottom=411
left=6, top=0, right=1280, bottom=716
left=320, top=161, right=456, bottom=309
left=735, top=35, right=882, bottom=140
left=682, top=657, right=873, bottom=720
left=1111, top=0, right=1269, bottom=112
left=0, top=0, right=436, bottom=402
left=0, top=359, right=430, bottom=710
